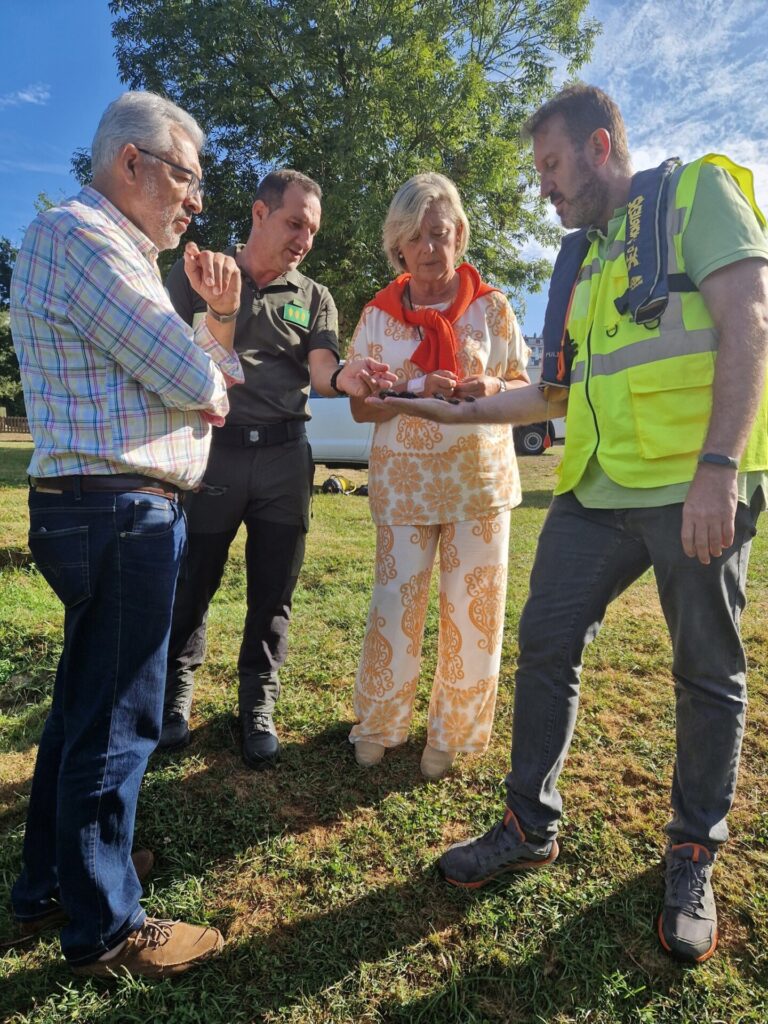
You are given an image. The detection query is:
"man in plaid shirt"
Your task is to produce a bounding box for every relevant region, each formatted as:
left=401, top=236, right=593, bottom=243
left=8, top=91, right=244, bottom=978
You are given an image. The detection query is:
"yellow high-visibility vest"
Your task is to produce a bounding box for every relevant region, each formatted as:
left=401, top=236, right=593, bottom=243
left=556, top=154, right=768, bottom=494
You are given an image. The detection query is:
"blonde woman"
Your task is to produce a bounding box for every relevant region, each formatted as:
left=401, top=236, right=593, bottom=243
left=348, top=173, right=529, bottom=778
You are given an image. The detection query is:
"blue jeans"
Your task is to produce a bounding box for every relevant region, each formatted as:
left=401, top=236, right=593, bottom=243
left=505, top=491, right=760, bottom=851
left=11, top=485, right=186, bottom=964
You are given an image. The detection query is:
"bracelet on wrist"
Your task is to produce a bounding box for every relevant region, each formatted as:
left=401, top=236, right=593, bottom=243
left=330, top=364, right=347, bottom=396
left=698, top=452, right=739, bottom=470
left=206, top=304, right=240, bottom=323
left=497, top=377, right=508, bottom=393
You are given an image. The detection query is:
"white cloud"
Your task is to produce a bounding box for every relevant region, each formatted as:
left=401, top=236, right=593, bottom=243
left=518, top=235, right=559, bottom=263
left=520, top=1, right=768, bottom=326
left=583, top=0, right=768, bottom=207
left=0, top=83, right=51, bottom=110
left=0, top=158, right=69, bottom=175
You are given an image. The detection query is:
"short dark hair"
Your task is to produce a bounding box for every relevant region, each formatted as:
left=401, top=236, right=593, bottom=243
left=525, top=84, right=630, bottom=171
left=255, top=169, right=322, bottom=211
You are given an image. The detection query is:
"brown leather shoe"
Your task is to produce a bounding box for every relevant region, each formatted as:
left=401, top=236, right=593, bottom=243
left=4, top=849, right=155, bottom=947
left=72, top=918, right=224, bottom=978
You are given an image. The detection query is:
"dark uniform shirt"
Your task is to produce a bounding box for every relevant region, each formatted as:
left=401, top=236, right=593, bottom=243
left=165, top=244, right=339, bottom=425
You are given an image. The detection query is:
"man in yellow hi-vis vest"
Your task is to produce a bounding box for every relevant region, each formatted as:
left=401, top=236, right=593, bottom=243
left=374, top=84, right=768, bottom=964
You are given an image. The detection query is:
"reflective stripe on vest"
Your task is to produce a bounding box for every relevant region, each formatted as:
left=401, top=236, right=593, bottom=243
left=556, top=153, right=768, bottom=494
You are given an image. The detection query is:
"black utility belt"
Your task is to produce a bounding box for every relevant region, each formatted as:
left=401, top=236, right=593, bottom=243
left=213, top=421, right=306, bottom=448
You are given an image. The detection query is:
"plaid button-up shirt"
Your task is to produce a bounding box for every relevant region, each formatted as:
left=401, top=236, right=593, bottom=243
left=10, top=186, right=243, bottom=489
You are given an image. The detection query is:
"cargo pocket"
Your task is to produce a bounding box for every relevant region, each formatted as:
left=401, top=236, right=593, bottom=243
left=28, top=525, right=90, bottom=608
left=627, top=353, right=715, bottom=460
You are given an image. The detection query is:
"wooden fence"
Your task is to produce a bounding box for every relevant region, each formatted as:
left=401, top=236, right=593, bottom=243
left=0, top=417, right=30, bottom=433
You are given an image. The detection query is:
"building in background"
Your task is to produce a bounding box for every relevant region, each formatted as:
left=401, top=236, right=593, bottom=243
left=525, top=333, right=543, bottom=368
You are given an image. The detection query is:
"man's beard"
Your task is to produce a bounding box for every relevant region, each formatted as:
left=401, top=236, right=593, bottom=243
left=143, top=177, right=181, bottom=250
left=555, top=158, right=606, bottom=229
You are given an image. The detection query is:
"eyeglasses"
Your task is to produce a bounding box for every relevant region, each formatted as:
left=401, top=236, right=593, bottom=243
left=136, top=147, right=204, bottom=198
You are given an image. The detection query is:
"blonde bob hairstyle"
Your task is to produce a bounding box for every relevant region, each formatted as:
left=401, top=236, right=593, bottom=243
left=382, top=172, right=470, bottom=275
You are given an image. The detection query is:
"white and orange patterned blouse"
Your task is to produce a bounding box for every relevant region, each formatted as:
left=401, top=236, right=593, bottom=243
left=348, top=289, right=529, bottom=526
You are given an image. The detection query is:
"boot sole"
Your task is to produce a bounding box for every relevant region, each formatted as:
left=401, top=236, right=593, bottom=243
left=72, top=938, right=223, bottom=979
left=657, top=913, right=719, bottom=963
left=441, top=839, right=560, bottom=889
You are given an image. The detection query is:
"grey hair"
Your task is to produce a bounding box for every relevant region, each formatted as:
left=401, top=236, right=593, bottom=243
left=91, top=91, right=205, bottom=176
left=382, top=172, right=470, bottom=274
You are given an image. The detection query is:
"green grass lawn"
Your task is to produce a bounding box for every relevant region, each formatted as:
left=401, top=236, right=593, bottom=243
left=0, top=438, right=766, bottom=1023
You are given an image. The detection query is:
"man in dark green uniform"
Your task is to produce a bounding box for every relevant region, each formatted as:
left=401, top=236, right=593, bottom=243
left=159, top=169, right=392, bottom=767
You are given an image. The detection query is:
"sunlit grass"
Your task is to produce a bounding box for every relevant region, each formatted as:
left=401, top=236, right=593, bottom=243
left=1, top=439, right=766, bottom=1022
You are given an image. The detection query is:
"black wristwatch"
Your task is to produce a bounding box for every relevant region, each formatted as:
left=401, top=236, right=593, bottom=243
left=330, top=364, right=346, bottom=396
left=698, top=452, right=739, bottom=470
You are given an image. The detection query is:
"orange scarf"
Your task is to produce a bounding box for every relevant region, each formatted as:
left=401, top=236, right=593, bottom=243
left=366, top=262, right=498, bottom=376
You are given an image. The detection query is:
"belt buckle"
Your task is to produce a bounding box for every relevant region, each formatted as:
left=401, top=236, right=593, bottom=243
left=248, top=428, right=261, bottom=444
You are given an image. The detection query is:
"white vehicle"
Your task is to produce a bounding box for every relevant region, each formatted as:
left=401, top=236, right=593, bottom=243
left=513, top=364, right=566, bottom=456
left=306, top=388, right=373, bottom=466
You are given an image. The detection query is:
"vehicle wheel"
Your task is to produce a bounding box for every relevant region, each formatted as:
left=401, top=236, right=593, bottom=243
left=514, top=424, right=546, bottom=456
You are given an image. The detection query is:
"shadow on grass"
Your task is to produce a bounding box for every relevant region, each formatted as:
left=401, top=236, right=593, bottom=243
left=1, top=865, right=718, bottom=1024
left=519, top=488, right=554, bottom=510
left=0, top=702, right=51, bottom=759
left=142, top=717, right=428, bottom=846
left=0, top=717, right=424, bottom=879
left=0, top=780, right=32, bottom=836
left=373, top=867, right=694, bottom=1024
left=0, top=719, right=449, bottom=1019
left=4, top=721, right=762, bottom=1020
left=0, top=548, right=32, bottom=569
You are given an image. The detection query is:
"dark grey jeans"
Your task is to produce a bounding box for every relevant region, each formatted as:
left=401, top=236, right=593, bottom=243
left=505, top=490, right=761, bottom=851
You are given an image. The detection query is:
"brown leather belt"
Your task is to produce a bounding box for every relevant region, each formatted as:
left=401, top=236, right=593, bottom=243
left=29, top=474, right=181, bottom=500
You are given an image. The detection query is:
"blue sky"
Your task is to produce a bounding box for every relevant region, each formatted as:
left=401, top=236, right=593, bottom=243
left=2, top=1, right=767, bottom=333
left=1, top=2, right=122, bottom=242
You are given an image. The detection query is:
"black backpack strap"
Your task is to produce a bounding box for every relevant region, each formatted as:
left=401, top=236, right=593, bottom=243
left=540, top=229, right=590, bottom=390
left=668, top=272, right=697, bottom=292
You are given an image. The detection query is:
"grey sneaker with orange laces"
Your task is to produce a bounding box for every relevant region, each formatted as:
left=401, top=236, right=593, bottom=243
left=658, top=842, right=718, bottom=963
left=438, top=807, right=559, bottom=888
left=72, top=918, right=224, bottom=979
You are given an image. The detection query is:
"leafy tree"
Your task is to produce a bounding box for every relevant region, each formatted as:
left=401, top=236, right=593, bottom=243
left=110, top=0, right=597, bottom=337
left=0, top=240, right=25, bottom=415
left=0, top=312, right=25, bottom=416
left=70, top=148, right=92, bottom=190
left=0, top=236, right=17, bottom=311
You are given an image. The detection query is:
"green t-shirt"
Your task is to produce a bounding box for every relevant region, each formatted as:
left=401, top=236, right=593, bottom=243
left=572, top=161, right=768, bottom=510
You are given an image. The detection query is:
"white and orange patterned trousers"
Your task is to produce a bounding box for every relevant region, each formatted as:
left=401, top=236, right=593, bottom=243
left=350, top=511, right=511, bottom=753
